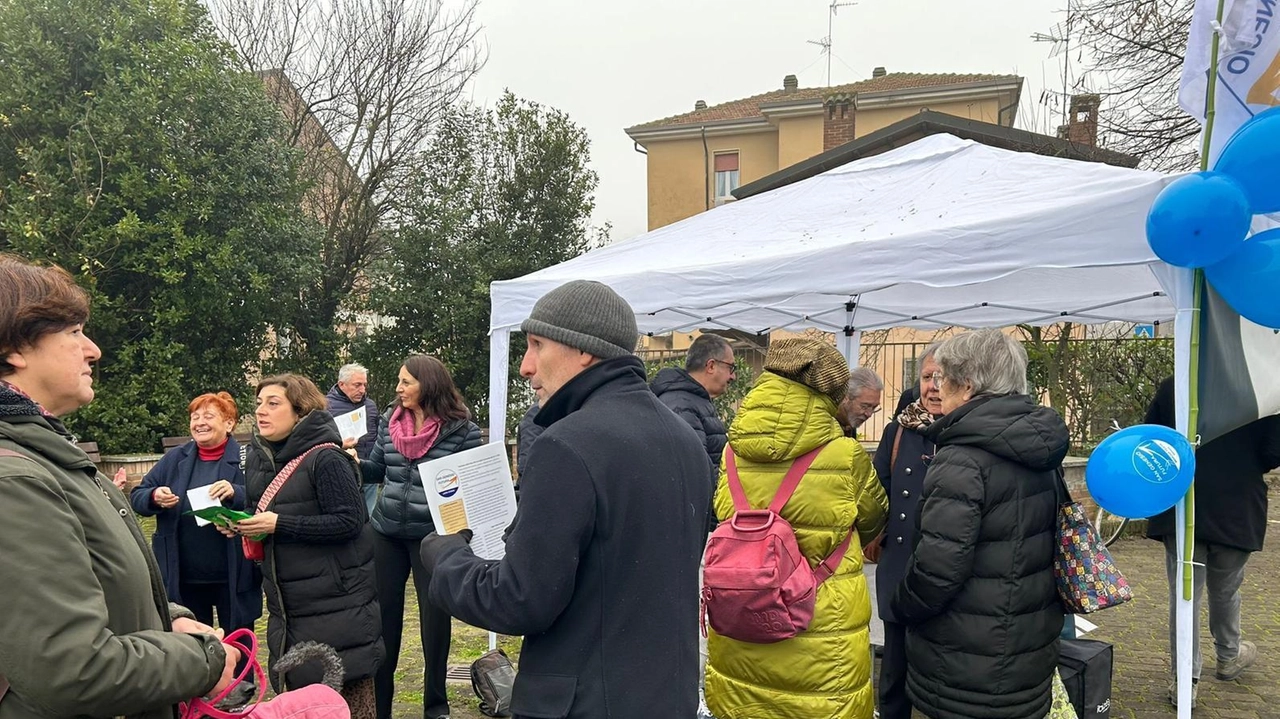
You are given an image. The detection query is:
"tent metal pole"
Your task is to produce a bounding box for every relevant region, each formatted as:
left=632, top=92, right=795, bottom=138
left=486, top=327, right=512, bottom=653
left=840, top=300, right=861, bottom=370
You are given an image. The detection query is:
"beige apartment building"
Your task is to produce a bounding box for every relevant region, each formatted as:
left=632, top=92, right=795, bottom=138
left=620, top=72, right=1144, bottom=442
left=625, top=68, right=1023, bottom=231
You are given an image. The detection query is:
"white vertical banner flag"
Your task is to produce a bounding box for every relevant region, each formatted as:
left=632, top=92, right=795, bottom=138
left=1178, top=0, right=1280, bottom=163
left=1177, top=0, right=1280, bottom=447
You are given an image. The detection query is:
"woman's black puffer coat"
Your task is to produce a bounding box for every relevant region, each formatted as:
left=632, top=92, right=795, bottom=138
left=890, top=394, right=1069, bottom=719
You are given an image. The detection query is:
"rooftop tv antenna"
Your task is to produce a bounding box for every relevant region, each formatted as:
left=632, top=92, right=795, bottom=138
left=808, top=0, right=857, bottom=86
left=1032, top=4, right=1073, bottom=130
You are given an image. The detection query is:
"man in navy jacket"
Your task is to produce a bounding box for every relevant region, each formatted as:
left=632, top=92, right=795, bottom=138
left=421, top=280, right=709, bottom=719
left=326, top=362, right=380, bottom=512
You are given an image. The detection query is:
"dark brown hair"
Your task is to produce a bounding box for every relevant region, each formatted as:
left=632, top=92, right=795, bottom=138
left=0, top=254, right=91, bottom=377
left=400, top=355, right=470, bottom=422
left=256, top=374, right=327, bottom=417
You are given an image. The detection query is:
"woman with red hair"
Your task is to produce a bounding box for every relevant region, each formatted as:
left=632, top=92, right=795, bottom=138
left=132, top=391, right=263, bottom=633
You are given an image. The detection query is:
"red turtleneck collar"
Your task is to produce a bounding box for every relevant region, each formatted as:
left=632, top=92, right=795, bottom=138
left=197, top=438, right=228, bottom=462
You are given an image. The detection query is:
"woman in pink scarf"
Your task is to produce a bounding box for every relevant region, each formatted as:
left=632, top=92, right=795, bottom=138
left=353, top=355, right=482, bottom=719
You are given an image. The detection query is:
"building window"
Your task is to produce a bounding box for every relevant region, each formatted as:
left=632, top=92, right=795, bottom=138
left=902, top=357, right=920, bottom=390
left=714, top=152, right=740, bottom=201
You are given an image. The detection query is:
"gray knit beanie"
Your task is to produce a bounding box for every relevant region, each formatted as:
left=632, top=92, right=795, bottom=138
left=521, top=280, right=638, bottom=359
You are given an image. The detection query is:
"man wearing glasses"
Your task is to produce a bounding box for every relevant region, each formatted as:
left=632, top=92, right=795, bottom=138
left=837, top=367, right=884, bottom=437
left=651, top=334, right=736, bottom=474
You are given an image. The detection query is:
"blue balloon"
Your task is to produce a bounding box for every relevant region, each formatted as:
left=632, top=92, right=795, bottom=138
left=1145, top=171, right=1251, bottom=268
left=1205, top=227, right=1280, bottom=329
left=1214, top=106, right=1280, bottom=214
left=1086, top=424, right=1195, bottom=519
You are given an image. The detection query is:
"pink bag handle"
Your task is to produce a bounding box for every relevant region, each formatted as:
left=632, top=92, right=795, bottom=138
left=182, top=629, right=266, bottom=719
left=257, top=443, right=339, bottom=512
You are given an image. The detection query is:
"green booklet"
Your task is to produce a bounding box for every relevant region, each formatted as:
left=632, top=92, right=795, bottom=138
left=183, top=507, right=265, bottom=540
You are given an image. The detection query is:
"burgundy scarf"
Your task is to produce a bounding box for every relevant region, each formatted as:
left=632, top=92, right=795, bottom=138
left=388, top=406, right=443, bottom=460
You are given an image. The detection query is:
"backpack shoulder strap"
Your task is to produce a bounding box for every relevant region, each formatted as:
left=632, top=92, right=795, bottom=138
left=814, top=528, right=856, bottom=584
left=724, top=449, right=750, bottom=512
left=724, top=444, right=826, bottom=514
left=767, top=445, right=827, bottom=514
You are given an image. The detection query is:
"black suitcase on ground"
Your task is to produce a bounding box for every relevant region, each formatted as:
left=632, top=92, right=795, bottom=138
left=1059, top=638, right=1113, bottom=718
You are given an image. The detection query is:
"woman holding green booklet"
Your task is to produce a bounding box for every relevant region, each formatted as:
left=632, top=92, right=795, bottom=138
left=131, top=391, right=263, bottom=633
left=231, top=373, right=383, bottom=716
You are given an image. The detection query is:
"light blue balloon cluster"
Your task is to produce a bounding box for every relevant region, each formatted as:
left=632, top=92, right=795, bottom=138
left=1145, top=106, right=1280, bottom=328
left=1086, top=424, right=1196, bottom=519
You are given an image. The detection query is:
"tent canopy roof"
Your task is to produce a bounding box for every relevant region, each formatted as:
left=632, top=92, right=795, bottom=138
left=490, top=134, right=1178, bottom=336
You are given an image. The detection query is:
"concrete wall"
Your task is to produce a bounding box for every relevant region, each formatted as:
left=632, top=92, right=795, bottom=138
left=855, top=97, right=1004, bottom=137
left=645, top=137, right=712, bottom=231
left=645, top=131, right=779, bottom=230
left=777, top=114, right=826, bottom=168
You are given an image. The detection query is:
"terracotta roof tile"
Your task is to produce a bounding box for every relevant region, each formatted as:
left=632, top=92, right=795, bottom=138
left=629, top=73, right=1020, bottom=130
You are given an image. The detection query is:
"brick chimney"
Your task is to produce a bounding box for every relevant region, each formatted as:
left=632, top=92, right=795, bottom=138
left=1057, top=93, right=1100, bottom=147
left=694, top=99, right=707, bottom=110
left=823, top=93, right=855, bottom=150
left=783, top=74, right=799, bottom=93
left=872, top=66, right=887, bottom=78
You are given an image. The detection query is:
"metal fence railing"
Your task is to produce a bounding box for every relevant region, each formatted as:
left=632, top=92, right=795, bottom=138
left=639, top=335, right=1172, bottom=450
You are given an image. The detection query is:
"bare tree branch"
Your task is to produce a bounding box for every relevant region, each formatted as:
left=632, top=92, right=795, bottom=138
left=203, top=0, right=486, bottom=371
left=1072, top=0, right=1200, bottom=171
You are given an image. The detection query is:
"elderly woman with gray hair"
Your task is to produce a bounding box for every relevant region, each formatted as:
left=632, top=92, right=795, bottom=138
left=889, top=329, right=1068, bottom=719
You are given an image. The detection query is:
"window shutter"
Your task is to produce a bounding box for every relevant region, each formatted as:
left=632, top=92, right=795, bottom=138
left=714, top=153, right=739, bottom=172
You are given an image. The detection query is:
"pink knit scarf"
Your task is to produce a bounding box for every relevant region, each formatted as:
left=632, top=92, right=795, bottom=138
left=388, top=406, right=443, bottom=460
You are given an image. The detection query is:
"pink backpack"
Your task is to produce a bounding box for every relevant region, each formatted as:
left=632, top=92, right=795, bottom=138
left=700, top=445, right=855, bottom=644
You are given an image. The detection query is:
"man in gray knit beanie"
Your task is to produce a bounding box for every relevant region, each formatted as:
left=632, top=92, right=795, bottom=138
left=422, top=278, right=710, bottom=719
left=521, top=279, right=638, bottom=359
left=518, top=280, right=639, bottom=403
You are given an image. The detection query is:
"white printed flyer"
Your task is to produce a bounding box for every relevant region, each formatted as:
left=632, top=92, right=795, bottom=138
left=333, top=406, right=368, bottom=444
left=418, top=441, right=518, bottom=560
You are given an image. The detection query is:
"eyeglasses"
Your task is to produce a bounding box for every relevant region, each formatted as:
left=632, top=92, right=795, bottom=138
left=710, top=358, right=737, bottom=373
left=922, top=372, right=946, bottom=387
left=851, top=401, right=880, bottom=414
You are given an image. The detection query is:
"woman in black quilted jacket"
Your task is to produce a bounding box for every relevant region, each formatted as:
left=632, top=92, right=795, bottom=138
left=889, top=329, right=1068, bottom=719
left=354, top=354, right=482, bottom=719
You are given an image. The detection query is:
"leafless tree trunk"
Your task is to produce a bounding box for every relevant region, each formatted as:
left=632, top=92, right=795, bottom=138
left=204, top=0, right=485, bottom=373
left=1071, top=0, right=1200, bottom=171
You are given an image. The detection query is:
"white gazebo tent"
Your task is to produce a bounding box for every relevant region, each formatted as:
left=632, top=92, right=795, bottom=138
left=487, top=134, right=1199, bottom=708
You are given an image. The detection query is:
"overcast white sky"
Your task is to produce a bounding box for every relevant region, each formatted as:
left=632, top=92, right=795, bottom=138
left=468, top=0, right=1079, bottom=243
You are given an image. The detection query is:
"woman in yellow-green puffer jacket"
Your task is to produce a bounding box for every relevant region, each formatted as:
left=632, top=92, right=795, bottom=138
left=705, top=338, right=889, bottom=719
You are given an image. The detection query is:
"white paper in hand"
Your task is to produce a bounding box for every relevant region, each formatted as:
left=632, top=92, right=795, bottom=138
left=418, top=442, right=517, bottom=560
left=334, top=406, right=368, bottom=444
left=187, top=485, right=221, bottom=527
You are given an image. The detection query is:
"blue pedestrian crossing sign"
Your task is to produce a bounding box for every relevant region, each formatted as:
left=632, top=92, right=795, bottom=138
left=1134, top=324, right=1156, bottom=338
